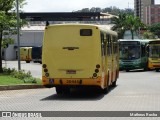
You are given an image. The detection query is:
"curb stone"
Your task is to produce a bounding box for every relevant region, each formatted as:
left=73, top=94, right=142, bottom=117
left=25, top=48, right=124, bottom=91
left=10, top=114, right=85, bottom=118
left=0, top=85, right=45, bottom=91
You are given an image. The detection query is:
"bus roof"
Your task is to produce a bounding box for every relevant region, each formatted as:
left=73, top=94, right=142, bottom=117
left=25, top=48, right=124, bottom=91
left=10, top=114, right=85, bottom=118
left=118, top=39, right=152, bottom=42
left=148, top=39, right=160, bottom=44
left=47, top=24, right=117, bottom=36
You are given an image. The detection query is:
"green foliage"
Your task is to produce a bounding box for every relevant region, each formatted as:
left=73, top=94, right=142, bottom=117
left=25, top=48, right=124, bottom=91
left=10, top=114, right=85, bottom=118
left=111, top=13, right=145, bottom=39
left=111, top=13, right=127, bottom=39
left=142, top=32, right=155, bottom=39
left=0, top=0, right=27, bottom=73
left=11, top=69, right=32, bottom=80
left=74, top=6, right=134, bottom=16
left=2, top=67, right=38, bottom=83
left=0, top=74, right=24, bottom=85
left=148, top=23, right=160, bottom=38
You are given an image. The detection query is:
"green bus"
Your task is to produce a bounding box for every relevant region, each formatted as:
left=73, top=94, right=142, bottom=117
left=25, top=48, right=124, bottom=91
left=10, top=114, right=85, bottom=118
left=119, top=39, right=151, bottom=72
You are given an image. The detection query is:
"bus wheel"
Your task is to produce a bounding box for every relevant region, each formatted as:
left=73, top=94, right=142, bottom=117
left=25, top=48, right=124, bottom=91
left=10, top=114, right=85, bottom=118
left=101, top=87, right=108, bottom=94
left=112, top=80, right=117, bottom=87
left=63, top=87, right=70, bottom=94
left=112, top=71, right=118, bottom=87
left=156, top=69, right=159, bottom=72
left=26, top=61, right=30, bottom=63
left=55, top=87, right=63, bottom=94
left=101, top=73, right=109, bottom=94
left=144, top=67, right=149, bottom=71
left=126, top=69, right=129, bottom=72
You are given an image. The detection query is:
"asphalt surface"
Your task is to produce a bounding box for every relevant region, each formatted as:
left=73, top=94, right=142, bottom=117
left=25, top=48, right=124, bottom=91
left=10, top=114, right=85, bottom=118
left=1, top=61, right=160, bottom=120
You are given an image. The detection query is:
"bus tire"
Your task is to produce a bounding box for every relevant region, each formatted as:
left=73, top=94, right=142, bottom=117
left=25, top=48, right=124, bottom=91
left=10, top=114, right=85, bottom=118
left=26, top=61, right=30, bottom=63
left=101, top=73, right=109, bottom=94
left=144, top=66, right=149, bottom=71
left=112, top=80, right=117, bottom=87
left=112, top=71, right=118, bottom=87
left=63, top=87, right=70, bottom=94
left=126, top=69, right=129, bottom=72
left=101, top=87, right=108, bottom=94
left=55, top=87, right=63, bottom=94
left=156, top=69, right=159, bottom=72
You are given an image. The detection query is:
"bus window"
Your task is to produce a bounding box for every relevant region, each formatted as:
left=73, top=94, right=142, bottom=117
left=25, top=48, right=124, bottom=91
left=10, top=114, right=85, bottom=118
left=80, top=29, right=92, bottom=36
left=101, top=33, right=106, bottom=55
left=113, top=36, right=118, bottom=54
left=106, top=34, right=111, bottom=56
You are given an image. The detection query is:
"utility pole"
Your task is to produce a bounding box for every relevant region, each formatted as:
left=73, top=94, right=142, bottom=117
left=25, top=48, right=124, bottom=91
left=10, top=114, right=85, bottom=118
left=16, top=0, right=21, bottom=71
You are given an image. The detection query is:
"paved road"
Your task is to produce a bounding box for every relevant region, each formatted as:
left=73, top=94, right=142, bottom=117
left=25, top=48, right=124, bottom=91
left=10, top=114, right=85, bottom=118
left=1, top=61, right=160, bottom=119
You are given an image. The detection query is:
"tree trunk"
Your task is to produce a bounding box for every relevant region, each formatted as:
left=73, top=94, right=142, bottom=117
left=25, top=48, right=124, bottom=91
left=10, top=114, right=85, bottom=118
left=131, top=30, right=134, bottom=39
left=0, top=31, right=3, bottom=73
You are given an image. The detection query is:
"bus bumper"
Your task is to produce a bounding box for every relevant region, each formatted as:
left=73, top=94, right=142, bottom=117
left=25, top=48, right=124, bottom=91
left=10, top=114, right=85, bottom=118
left=42, top=76, right=102, bottom=88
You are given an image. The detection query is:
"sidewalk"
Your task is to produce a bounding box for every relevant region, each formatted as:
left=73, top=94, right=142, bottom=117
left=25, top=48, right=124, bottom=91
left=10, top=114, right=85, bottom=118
left=0, top=84, right=45, bottom=91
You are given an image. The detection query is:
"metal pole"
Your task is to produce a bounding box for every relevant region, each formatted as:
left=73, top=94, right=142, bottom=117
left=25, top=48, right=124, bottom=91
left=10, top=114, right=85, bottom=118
left=16, top=0, right=21, bottom=70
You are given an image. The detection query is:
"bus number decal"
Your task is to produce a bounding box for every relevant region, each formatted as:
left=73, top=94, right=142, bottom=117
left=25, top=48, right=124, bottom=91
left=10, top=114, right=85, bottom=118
left=66, top=80, right=80, bottom=84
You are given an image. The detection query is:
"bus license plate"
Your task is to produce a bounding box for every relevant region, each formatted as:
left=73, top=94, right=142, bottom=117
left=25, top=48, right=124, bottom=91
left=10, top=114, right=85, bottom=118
left=66, top=80, right=81, bottom=84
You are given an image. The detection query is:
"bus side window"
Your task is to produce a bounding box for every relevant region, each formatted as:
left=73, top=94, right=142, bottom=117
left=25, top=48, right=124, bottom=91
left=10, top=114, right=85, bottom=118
left=113, top=36, right=118, bottom=54
left=106, top=34, right=111, bottom=56
left=101, top=33, right=106, bottom=56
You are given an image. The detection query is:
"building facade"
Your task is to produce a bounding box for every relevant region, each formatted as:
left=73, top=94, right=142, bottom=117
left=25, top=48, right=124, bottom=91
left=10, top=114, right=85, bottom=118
left=2, top=25, right=44, bottom=60
left=146, top=4, right=160, bottom=25
left=134, top=0, right=155, bottom=24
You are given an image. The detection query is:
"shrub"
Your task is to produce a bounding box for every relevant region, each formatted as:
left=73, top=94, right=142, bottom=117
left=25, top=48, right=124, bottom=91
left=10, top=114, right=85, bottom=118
left=2, top=67, right=37, bottom=83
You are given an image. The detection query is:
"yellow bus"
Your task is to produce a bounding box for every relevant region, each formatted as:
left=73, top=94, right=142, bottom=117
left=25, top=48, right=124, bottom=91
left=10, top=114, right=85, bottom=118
left=42, top=24, right=119, bottom=94
left=20, top=47, right=32, bottom=63
left=147, top=39, right=160, bottom=72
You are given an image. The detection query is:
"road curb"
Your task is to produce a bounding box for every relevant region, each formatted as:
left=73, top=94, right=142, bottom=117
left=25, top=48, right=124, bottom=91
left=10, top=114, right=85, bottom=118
left=0, top=85, right=45, bottom=91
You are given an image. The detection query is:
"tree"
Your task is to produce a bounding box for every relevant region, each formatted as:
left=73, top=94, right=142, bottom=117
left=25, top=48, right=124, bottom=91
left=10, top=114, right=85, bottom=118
left=74, top=6, right=134, bottom=16
left=0, top=0, right=26, bottom=73
left=111, top=13, right=127, bottom=39
left=80, top=8, right=90, bottom=12
left=111, top=13, right=145, bottom=39
left=142, top=31, right=155, bottom=39
left=148, top=23, right=160, bottom=38
left=125, top=15, right=145, bottom=39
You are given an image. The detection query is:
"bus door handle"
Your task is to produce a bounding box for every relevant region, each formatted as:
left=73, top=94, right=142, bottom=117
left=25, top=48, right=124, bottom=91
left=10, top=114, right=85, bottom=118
left=63, top=47, right=79, bottom=50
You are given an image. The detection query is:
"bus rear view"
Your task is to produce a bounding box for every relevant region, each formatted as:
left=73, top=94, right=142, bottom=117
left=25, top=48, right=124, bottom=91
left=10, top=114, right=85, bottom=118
left=42, top=24, right=102, bottom=94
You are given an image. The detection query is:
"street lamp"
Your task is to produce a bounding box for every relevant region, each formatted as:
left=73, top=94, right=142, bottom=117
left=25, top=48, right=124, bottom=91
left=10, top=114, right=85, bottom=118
left=16, top=0, right=21, bottom=71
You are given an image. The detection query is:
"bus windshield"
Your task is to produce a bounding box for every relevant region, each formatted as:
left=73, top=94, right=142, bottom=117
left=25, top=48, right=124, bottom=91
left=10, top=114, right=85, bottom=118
left=120, top=45, right=140, bottom=60
left=149, top=46, right=160, bottom=58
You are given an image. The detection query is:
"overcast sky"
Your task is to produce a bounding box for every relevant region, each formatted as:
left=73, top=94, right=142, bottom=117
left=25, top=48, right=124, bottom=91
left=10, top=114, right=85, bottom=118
left=22, top=0, right=160, bottom=12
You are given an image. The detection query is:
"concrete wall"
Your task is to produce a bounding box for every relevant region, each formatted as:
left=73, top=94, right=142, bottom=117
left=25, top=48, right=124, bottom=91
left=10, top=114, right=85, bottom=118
left=4, top=45, right=16, bottom=60
left=14, top=31, right=44, bottom=47
left=4, top=30, right=44, bottom=60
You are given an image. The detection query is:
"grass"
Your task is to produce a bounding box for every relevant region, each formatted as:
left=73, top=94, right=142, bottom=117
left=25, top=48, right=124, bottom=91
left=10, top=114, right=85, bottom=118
left=0, top=74, right=42, bottom=85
